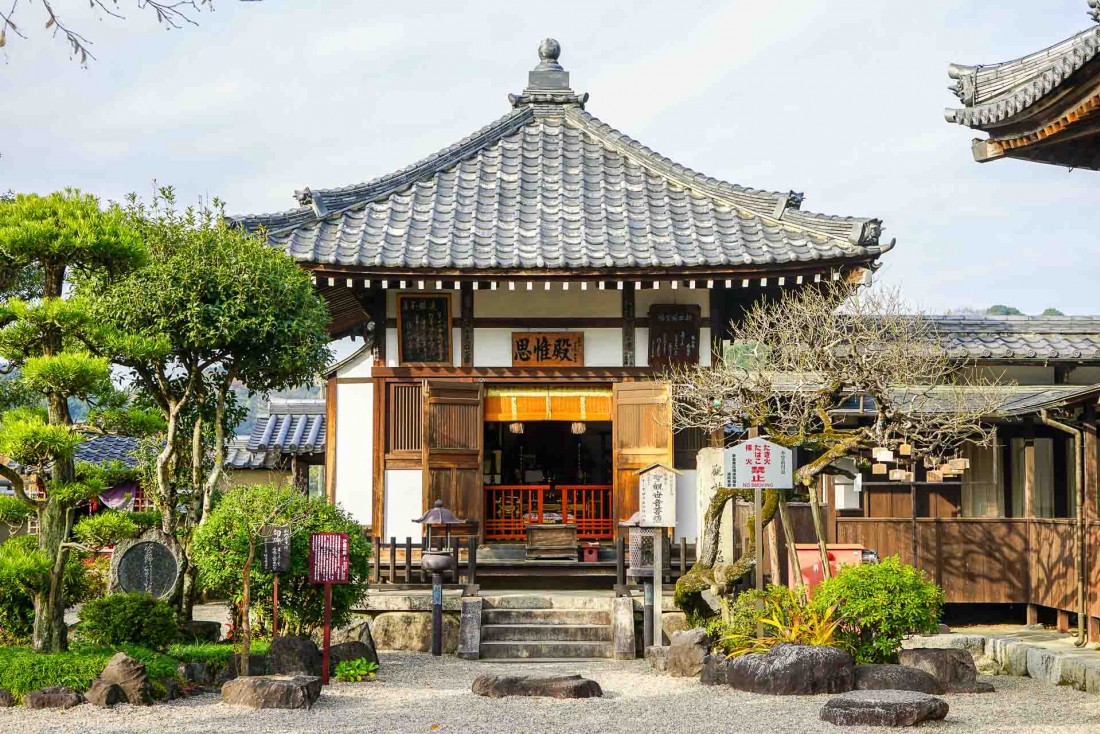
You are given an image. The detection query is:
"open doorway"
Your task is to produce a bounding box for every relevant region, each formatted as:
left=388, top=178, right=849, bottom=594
left=483, top=420, right=613, bottom=541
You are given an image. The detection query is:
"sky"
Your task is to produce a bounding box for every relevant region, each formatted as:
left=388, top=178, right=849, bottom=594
left=2, top=0, right=1097, bottom=314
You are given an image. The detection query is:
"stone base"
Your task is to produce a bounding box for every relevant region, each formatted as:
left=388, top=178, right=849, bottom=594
left=371, top=611, right=459, bottom=653
left=820, top=690, right=948, bottom=727
left=471, top=674, right=602, bottom=699
left=854, top=664, right=944, bottom=694
left=221, top=675, right=322, bottom=710
left=24, top=686, right=83, bottom=710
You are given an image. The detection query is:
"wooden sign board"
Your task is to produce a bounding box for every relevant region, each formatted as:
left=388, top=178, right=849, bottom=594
left=511, top=332, right=584, bottom=367
left=637, top=463, right=679, bottom=528
left=397, top=294, right=452, bottom=365
left=308, top=532, right=350, bottom=585
left=648, top=304, right=701, bottom=368
left=261, top=525, right=291, bottom=574
left=725, top=437, right=793, bottom=489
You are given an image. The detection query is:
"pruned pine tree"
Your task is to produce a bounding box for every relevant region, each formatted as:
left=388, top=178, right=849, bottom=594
left=0, top=190, right=147, bottom=652
left=668, top=284, right=1003, bottom=615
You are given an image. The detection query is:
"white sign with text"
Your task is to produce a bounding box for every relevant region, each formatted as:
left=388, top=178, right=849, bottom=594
left=725, top=437, right=793, bottom=489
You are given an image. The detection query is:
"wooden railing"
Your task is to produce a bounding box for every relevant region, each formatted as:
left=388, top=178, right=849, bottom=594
left=483, top=484, right=614, bottom=541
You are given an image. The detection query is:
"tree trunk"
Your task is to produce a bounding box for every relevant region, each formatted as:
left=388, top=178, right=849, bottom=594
left=240, top=540, right=254, bottom=676
left=805, top=479, right=831, bottom=580
left=32, top=500, right=73, bottom=652
left=776, top=490, right=805, bottom=589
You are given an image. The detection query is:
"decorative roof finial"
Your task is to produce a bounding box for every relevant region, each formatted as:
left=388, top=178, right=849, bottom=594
left=508, top=38, right=587, bottom=110
left=1090, top=0, right=1100, bottom=23
left=537, top=38, right=563, bottom=70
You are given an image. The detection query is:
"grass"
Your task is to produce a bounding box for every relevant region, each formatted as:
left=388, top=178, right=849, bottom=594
left=0, top=640, right=269, bottom=699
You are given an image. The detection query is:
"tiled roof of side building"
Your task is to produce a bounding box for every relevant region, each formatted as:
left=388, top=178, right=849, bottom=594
left=247, top=398, right=326, bottom=455
left=226, top=437, right=280, bottom=470
left=930, top=315, right=1100, bottom=361
left=75, top=434, right=141, bottom=468
left=229, top=40, right=891, bottom=274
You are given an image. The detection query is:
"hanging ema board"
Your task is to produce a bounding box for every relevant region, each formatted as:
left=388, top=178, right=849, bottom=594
left=397, top=294, right=452, bottom=364
left=636, top=463, right=680, bottom=528
left=724, top=437, right=793, bottom=489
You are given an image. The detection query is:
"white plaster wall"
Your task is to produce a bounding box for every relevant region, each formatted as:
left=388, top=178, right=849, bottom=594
left=338, top=347, right=375, bottom=379
left=334, top=381, right=373, bottom=525
left=675, top=470, right=698, bottom=542
left=582, top=328, right=622, bottom=366
left=474, top=286, right=620, bottom=318
left=384, top=469, right=423, bottom=541
left=635, top=327, right=649, bottom=367
left=636, top=284, right=710, bottom=317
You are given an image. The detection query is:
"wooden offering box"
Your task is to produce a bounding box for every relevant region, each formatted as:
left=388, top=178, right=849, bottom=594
left=526, top=524, right=578, bottom=560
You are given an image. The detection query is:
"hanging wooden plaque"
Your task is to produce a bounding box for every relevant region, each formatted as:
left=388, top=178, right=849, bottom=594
left=397, top=294, right=452, bottom=365
left=648, top=304, right=701, bottom=368
left=511, top=332, right=584, bottom=367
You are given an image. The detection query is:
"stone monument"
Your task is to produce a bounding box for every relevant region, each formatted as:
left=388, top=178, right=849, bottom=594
left=108, top=528, right=184, bottom=600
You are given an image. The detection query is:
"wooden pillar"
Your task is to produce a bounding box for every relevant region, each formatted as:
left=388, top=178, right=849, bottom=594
left=1057, top=609, right=1071, bottom=633
left=622, top=283, right=636, bottom=367
left=1023, top=432, right=1036, bottom=519
left=460, top=283, right=474, bottom=368
left=708, top=282, right=727, bottom=363
left=325, top=377, right=337, bottom=504
left=1085, top=403, right=1097, bottom=520
left=1089, top=615, right=1100, bottom=642
left=1027, top=604, right=1039, bottom=626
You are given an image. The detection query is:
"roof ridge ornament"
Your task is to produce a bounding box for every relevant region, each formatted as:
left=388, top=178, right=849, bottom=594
left=508, top=38, right=588, bottom=110
left=1090, top=0, right=1099, bottom=23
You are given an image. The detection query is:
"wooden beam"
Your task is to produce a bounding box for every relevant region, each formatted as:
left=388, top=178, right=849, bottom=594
left=622, top=283, right=636, bottom=367
left=1085, top=402, right=1098, bottom=521
left=325, top=377, right=337, bottom=505
left=709, top=281, right=727, bottom=363
left=460, top=282, right=474, bottom=368
left=372, top=377, right=386, bottom=537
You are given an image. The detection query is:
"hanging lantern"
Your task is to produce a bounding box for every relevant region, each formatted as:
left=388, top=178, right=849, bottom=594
left=509, top=422, right=525, bottom=435
left=570, top=421, right=587, bottom=435
left=872, top=463, right=888, bottom=475
left=899, top=443, right=912, bottom=457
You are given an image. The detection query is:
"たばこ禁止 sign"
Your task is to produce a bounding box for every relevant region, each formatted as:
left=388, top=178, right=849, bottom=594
left=309, top=532, right=350, bottom=584
left=725, top=437, right=793, bottom=489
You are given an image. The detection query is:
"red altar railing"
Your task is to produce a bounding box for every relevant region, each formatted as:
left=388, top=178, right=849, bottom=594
left=484, top=484, right=614, bottom=541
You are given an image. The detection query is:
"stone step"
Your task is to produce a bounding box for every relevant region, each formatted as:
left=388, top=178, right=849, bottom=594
left=482, top=609, right=611, bottom=626
left=481, top=623, right=612, bottom=642
left=480, top=595, right=615, bottom=611
left=479, top=641, right=615, bottom=659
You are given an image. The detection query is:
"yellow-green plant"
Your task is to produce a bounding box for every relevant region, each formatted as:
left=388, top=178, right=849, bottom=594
left=721, top=586, right=841, bottom=657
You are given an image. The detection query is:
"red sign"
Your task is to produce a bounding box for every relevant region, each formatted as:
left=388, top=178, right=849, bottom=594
left=309, top=532, right=350, bottom=584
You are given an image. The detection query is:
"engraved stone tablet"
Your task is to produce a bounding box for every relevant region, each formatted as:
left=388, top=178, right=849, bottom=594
left=109, top=529, right=183, bottom=599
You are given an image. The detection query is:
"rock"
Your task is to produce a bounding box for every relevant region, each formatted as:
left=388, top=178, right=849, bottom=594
left=221, top=675, right=322, bottom=710
left=24, top=686, right=83, bottom=710
left=947, top=680, right=995, bottom=693
left=613, top=597, right=635, bottom=660
left=215, top=654, right=269, bottom=685
left=700, top=654, right=729, bottom=686
left=370, top=611, right=459, bottom=653
left=0, top=688, right=13, bottom=707
left=820, top=690, right=949, bottom=727
left=177, top=662, right=211, bottom=686
left=645, top=645, right=669, bottom=673
left=84, top=679, right=124, bottom=708
left=269, top=636, right=322, bottom=677
left=661, top=612, right=691, bottom=644
left=719, top=644, right=855, bottom=695
left=179, top=620, right=221, bottom=644
left=666, top=628, right=710, bottom=678
left=99, top=652, right=152, bottom=705
left=854, top=664, right=944, bottom=694
left=329, top=640, right=378, bottom=669
left=898, top=648, right=977, bottom=689
left=157, top=678, right=182, bottom=701
left=471, top=674, right=602, bottom=699
left=456, top=597, right=482, bottom=660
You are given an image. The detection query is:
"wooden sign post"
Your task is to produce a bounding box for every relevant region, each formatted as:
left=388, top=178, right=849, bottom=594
left=261, top=525, right=291, bottom=637
left=309, top=532, right=350, bottom=684
left=636, top=463, right=680, bottom=647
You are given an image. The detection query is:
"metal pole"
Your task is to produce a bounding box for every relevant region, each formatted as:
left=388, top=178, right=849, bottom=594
left=642, top=580, right=654, bottom=649
left=389, top=536, right=396, bottom=584
left=653, top=527, right=664, bottom=646
left=373, top=537, right=381, bottom=584
left=321, top=583, right=332, bottom=684
left=431, top=572, right=443, bottom=656
left=404, top=537, right=413, bottom=583
left=755, top=487, right=764, bottom=639
left=468, top=536, right=477, bottom=587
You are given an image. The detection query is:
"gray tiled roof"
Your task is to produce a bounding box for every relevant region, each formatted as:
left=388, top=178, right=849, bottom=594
left=226, top=437, right=280, bottom=470
left=75, top=434, right=141, bottom=468
left=931, top=315, right=1100, bottom=362
left=945, top=20, right=1100, bottom=129
left=247, top=399, right=326, bottom=455
left=230, top=42, right=890, bottom=273
left=892, top=384, right=1100, bottom=418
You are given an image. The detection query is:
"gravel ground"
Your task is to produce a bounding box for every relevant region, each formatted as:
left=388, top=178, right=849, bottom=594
left=4, top=652, right=1100, bottom=734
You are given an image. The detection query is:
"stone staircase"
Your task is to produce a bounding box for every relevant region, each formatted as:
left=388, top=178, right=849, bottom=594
left=464, top=594, right=621, bottom=661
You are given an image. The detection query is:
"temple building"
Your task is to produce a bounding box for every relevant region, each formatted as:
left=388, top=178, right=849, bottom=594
left=232, top=39, right=891, bottom=549
left=945, top=1, right=1100, bottom=169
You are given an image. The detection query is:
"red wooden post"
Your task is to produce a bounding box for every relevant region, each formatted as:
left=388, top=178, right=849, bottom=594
left=272, top=574, right=279, bottom=638
left=321, top=582, right=333, bottom=684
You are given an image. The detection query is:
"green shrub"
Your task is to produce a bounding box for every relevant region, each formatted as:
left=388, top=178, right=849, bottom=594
left=811, top=556, right=944, bottom=663
left=78, top=592, right=179, bottom=651
left=192, top=486, right=371, bottom=636
left=0, top=536, right=90, bottom=643
left=166, top=640, right=270, bottom=665
left=707, top=584, right=798, bottom=654
left=0, top=496, right=31, bottom=527
left=72, top=511, right=138, bottom=551
left=0, top=644, right=180, bottom=699
left=334, top=657, right=377, bottom=682
left=129, top=509, right=163, bottom=534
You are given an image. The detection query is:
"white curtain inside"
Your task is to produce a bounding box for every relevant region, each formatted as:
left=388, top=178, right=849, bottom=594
left=961, top=442, right=1003, bottom=518
left=1010, top=438, right=1055, bottom=518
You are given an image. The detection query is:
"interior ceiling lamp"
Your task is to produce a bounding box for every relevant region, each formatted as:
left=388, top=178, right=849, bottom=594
left=508, top=422, right=525, bottom=435
left=570, top=421, right=586, bottom=435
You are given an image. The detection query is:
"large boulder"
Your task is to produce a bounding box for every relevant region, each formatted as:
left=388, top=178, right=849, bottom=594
left=269, top=636, right=322, bottom=677
left=0, top=688, right=14, bottom=707
left=661, top=612, right=692, bottom=644
left=24, top=686, right=83, bottom=710
left=666, top=628, right=710, bottom=678
left=221, top=675, right=322, bottom=710
left=99, top=652, right=152, bottom=705
left=84, top=679, right=125, bottom=708
left=371, top=611, right=459, bottom=653
left=645, top=645, right=669, bottom=673
left=329, top=640, right=378, bottom=669
left=898, top=648, right=985, bottom=692
left=179, top=620, right=222, bottom=644
left=705, top=644, right=854, bottom=695
left=854, top=664, right=944, bottom=694
left=471, top=674, right=602, bottom=699
left=820, top=690, right=949, bottom=727
left=214, top=654, right=270, bottom=686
